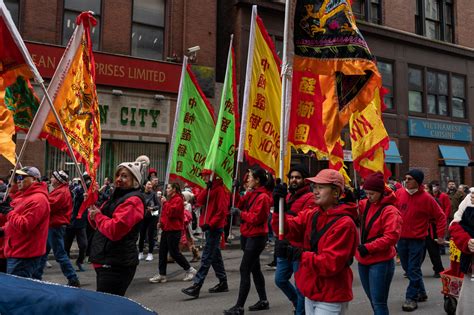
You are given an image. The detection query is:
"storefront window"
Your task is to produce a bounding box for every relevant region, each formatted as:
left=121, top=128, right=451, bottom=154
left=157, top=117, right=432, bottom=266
left=62, top=0, right=101, bottom=50
left=440, top=166, right=463, bottom=191
left=131, top=0, right=165, bottom=60
left=5, top=0, right=19, bottom=27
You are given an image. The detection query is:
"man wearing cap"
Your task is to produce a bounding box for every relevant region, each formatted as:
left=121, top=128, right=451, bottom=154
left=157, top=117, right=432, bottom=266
left=272, top=164, right=316, bottom=315
left=34, top=170, right=80, bottom=287
left=395, top=169, right=446, bottom=312
left=0, top=167, right=50, bottom=278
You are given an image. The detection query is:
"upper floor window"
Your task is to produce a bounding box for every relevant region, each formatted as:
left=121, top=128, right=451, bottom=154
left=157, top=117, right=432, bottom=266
left=131, top=0, right=165, bottom=60
left=408, top=67, right=423, bottom=113
left=352, top=0, right=382, bottom=24
left=416, top=0, right=453, bottom=43
left=62, top=0, right=101, bottom=50
left=377, top=60, right=394, bottom=109
left=5, top=0, right=19, bottom=28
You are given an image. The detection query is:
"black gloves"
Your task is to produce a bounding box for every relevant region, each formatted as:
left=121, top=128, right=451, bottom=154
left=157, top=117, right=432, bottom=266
left=230, top=207, right=240, bottom=216
left=0, top=198, right=13, bottom=215
left=232, top=180, right=240, bottom=189
left=275, top=239, right=303, bottom=261
left=201, top=224, right=210, bottom=232
left=206, top=181, right=213, bottom=189
left=273, top=182, right=288, bottom=199
left=358, top=244, right=369, bottom=257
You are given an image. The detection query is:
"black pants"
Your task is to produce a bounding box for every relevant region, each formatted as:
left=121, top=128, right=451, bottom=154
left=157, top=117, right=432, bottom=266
left=0, top=258, right=6, bottom=273
left=158, top=230, right=190, bottom=275
left=64, top=226, right=88, bottom=264
left=423, top=231, right=444, bottom=274
left=138, top=215, right=158, bottom=253
left=95, top=265, right=137, bottom=296
left=86, top=221, right=95, bottom=257
left=236, top=235, right=268, bottom=307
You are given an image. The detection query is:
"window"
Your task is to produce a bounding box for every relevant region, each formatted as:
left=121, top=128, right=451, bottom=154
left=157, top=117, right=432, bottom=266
left=426, top=70, right=448, bottom=115
left=131, top=0, right=165, bottom=60
left=416, top=0, right=454, bottom=42
left=408, top=67, right=423, bottom=113
left=5, top=0, right=19, bottom=27
left=63, top=0, right=101, bottom=50
left=351, top=0, right=381, bottom=24
left=451, top=75, right=466, bottom=118
left=377, top=61, right=394, bottom=109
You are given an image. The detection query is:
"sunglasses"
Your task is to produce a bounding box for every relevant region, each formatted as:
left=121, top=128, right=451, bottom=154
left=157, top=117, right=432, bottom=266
left=15, top=175, right=31, bottom=181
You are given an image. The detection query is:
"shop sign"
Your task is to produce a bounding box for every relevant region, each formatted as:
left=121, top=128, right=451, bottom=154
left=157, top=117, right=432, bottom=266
left=26, top=42, right=180, bottom=93
left=408, top=118, right=472, bottom=142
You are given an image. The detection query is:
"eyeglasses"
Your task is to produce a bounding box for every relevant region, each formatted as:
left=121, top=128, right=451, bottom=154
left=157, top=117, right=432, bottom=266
left=15, top=175, right=30, bottom=181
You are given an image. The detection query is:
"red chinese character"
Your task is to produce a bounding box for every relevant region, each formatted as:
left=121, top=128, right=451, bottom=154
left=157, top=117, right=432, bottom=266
left=257, top=74, right=266, bottom=89
left=253, top=93, right=266, bottom=110
left=249, top=114, right=262, bottom=129
left=261, top=58, right=269, bottom=72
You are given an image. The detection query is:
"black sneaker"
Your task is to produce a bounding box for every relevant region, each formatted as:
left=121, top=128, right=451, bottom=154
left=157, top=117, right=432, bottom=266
left=248, top=300, right=269, bottom=311
left=209, top=281, right=229, bottom=293
left=433, top=272, right=441, bottom=278
left=416, top=292, right=428, bottom=302
left=68, top=277, right=81, bottom=287
left=402, top=299, right=418, bottom=312
left=76, top=261, right=85, bottom=272
left=181, top=283, right=202, bottom=298
left=223, top=305, right=244, bottom=315
left=265, top=261, right=277, bottom=270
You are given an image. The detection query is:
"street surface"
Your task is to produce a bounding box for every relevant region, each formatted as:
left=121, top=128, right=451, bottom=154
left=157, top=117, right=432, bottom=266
left=43, top=243, right=451, bottom=315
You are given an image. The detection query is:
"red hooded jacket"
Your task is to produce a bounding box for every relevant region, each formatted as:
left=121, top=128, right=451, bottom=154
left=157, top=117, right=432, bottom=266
left=356, top=189, right=402, bottom=265
left=4, top=182, right=50, bottom=258
left=160, top=193, right=185, bottom=231
left=450, top=222, right=472, bottom=255
left=49, top=183, right=73, bottom=227
left=238, top=186, right=271, bottom=238
left=395, top=187, right=446, bottom=239
left=196, top=179, right=230, bottom=229
left=432, top=191, right=452, bottom=223
left=284, top=203, right=359, bottom=303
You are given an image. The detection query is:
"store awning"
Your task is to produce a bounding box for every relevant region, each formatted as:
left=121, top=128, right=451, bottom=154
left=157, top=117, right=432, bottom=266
left=439, top=145, right=470, bottom=166
left=385, top=141, right=402, bottom=164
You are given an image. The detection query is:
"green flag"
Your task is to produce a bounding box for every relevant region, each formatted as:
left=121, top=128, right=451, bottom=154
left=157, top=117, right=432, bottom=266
left=168, top=63, right=216, bottom=188
left=203, top=37, right=239, bottom=191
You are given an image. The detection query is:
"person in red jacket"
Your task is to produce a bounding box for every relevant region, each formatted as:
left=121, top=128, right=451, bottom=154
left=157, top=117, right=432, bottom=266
left=274, top=168, right=358, bottom=315
left=224, top=165, right=274, bottom=315
left=395, top=169, right=446, bottom=312
left=149, top=182, right=197, bottom=284
left=1, top=166, right=50, bottom=279
left=182, top=170, right=230, bottom=298
left=356, top=172, right=402, bottom=315
left=271, top=164, right=316, bottom=315
left=34, top=170, right=80, bottom=287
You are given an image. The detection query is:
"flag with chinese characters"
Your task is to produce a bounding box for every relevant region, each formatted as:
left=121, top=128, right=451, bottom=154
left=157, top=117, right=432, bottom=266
left=350, top=87, right=390, bottom=179
left=169, top=64, right=216, bottom=188
left=290, top=0, right=382, bottom=154
left=203, top=37, right=239, bottom=191
left=0, top=1, right=42, bottom=164
left=240, top=8, right=283, bottom=177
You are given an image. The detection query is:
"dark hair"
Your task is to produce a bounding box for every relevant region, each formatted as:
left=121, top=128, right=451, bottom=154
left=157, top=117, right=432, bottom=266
left=168, top=182, right=182, bottom=195
left=447, top=179, right=456, bottom=184
left=248, top=165, right=275, bottom=192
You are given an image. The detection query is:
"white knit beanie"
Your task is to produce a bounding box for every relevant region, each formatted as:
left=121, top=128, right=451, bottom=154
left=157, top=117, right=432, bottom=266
left=117, top=155, right=150, bottom=184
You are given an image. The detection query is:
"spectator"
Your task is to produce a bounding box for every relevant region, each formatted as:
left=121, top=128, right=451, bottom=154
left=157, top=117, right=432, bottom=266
left=446, top=180, right=465, bottom=223
left=98, top=177, right=113, bottom=205
left=138, top=181, right=161, bottom=262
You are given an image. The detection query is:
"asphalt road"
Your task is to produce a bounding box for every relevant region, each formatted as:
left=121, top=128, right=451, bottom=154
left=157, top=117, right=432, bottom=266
left=43, top=243, right=452, bottom=315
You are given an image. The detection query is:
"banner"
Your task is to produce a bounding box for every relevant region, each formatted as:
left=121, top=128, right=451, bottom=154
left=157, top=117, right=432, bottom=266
left=168, top=63, right=216, bottom=188
left=203, top=36, right=239, bottom=191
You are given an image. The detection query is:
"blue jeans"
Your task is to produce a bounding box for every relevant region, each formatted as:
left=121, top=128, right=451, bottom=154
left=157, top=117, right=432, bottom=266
left=358, top=259, right=395, bottom=315
left=397, top=238, right=426, bottom=300
left=193, top=228, right=227, bottom=285
left=7, top=257, right=43, bottom=278
left=34, top=226, right=78, bottom=281
left=275, top=257, right=305, bottom=314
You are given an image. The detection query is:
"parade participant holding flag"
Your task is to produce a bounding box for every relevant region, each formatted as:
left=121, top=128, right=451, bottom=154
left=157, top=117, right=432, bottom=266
left=224, top=165, right=274, bottom=315
left=275, top=169, right=358, bottom=315
left=88, top=157, right=148, bottom=296
left=182, top=170, right=230, bottom=299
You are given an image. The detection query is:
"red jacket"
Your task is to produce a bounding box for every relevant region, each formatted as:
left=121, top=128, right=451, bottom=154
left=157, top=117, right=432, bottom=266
left=432, top=191, right=452, bottom=223
left=196, top=179, right=229, bottom=229
left=395, top=187, right=446, bottom=239
left=0, top=214, right=7, bottom=259
left=4, top=182, right=50, bottom=258
left=272, top=185, right=316, bottom=247
left=356, top=189, right=402, bottom=265
left=284, top=203, right=358, bottom=303
left=160, top=193, right=185, bottom=231
left=449, top=222, right=473, bottom=255
left=238, top=186, right=271, bottom=238
left=89, top=196, right=144, bottom=241
left=49, top=183, right=73, bottom=227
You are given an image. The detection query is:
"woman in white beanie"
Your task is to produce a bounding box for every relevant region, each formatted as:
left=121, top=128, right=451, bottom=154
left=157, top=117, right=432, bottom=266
left=87, top=158, right=147, bottom=296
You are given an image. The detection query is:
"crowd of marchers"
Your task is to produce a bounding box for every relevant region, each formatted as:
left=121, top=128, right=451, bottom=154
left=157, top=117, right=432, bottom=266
left=0, top=160, right=473, bottom=315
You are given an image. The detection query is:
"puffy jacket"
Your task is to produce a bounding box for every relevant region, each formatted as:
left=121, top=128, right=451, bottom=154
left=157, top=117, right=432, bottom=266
left=160, top=193, right=185, bottom=231
left=196, top=179, right=230, bottom=230
left=238, top=186, right=271, bottom=238
left=272, top=185, right=316, bottom=247
left=4, top=182, right=50, bottom=258
left=49, top=183, right=73, bottom=227
left=356, top=188, right=402, bottom=265
left=395, top=187, right=446, bottom=239
left=284, top=203, right=358, bottom=303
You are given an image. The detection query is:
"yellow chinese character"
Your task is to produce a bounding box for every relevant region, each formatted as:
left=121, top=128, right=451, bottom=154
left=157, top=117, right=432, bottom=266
left=294, top=124, right=310, bottom=142
left=297, top=101, right=315, bottom=118
left=299, top=77, right=316, bottom=95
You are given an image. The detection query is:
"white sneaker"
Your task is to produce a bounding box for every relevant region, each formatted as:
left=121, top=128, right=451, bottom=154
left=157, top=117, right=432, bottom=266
left=183, top=267, right=197, bottom=281
left=149, top=274, right=167, bottom=283
left=145, top=253, right=153, bottom=261
left=46, top=261, right=52, bottom=268
left=138, top=252, right=144, bottom=260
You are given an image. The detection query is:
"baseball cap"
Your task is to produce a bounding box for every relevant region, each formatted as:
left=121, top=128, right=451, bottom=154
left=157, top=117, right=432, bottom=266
left=305, top=169, right=345, bottom=191
left=15, top=166, right=41, bottom=179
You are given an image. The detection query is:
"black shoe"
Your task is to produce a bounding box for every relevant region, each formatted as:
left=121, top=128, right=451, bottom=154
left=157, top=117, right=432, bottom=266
left=68, top=277, right=81, bottom=287
left=209, top=281, right=229, bottom=293
left=416, top=292, right=428, bottom=302
left=248, top=300, right=269, bottom=311
left=76, top=261, right=85, bottom=272
left=182, top=283, right=202, bottom=298
left=223, top=306, right=244, bottom=315
left=402, top=299, right=417, bottom=312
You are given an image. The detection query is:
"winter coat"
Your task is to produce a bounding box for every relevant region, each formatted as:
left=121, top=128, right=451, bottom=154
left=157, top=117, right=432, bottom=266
left=238, top=186, right=271, bottom=238
left=196, top=179, right=229, bottom=230
left=160, top=193, right=185, bottom=231
left=49, top=183, right=73, bottom=228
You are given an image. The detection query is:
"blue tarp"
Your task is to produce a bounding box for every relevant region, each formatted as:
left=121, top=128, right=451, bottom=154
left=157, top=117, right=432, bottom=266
left=385, top=140, right=402, bottom=164
left=0, top=273, right=157, bottom=315
left=439, top=145, right=470, bottom=166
